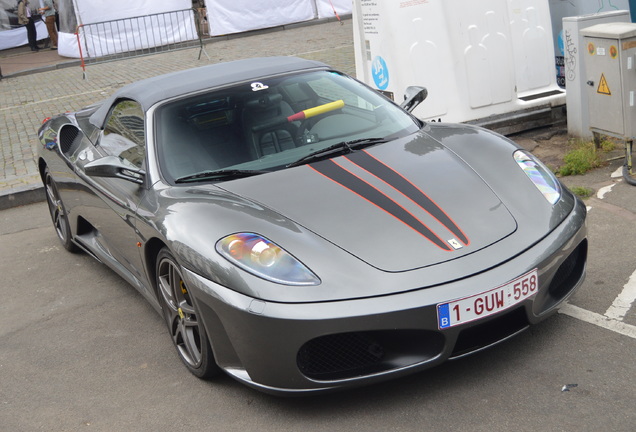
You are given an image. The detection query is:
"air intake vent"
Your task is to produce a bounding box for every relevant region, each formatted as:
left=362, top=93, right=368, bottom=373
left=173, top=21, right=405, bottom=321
left=297, top=332, right=384, bottom=379
left=297, top=329, right=444, bottom=381
left=59, top=127, right=80, bottom=155
left=548, top=240, right=587, bottom=301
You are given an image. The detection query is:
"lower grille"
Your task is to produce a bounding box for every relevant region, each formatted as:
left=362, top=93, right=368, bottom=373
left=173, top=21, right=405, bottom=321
left=297, top=330, right=444, bottom=381
left=450, top=306, right=528, bottom=358
left=297, top=332, right=383, bottom=379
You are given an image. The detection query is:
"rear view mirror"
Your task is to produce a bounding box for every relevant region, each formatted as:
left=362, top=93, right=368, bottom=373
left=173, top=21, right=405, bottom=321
left=85, top=156, right=146, bottom=184
left=400, top=86, right=428, bottom=113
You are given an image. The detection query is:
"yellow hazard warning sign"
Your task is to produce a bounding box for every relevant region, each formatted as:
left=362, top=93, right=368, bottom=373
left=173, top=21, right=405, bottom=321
left=597, top=73, right=611, bottom=95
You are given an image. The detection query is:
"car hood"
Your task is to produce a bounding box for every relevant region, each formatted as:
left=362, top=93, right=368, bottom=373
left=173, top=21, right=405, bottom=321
left=219, top=131, right=517, bottom=272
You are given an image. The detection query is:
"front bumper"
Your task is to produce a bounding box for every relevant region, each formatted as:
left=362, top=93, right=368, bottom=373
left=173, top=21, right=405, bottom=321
left=184, top=199, right=587, bottom=395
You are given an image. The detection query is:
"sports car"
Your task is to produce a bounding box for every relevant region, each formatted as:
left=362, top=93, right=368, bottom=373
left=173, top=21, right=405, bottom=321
left=38, top=56, right=587, bottom=394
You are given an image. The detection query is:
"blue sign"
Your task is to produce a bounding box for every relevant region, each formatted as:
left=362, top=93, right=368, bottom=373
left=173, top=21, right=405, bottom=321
left=371, top=56, right=389, bottom=90
left=438, top=303, right=450, bottom=329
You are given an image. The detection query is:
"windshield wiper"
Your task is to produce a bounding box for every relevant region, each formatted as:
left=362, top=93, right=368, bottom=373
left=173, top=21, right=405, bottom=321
left=286, top=137, right=387, bottom=168
left=175, top=169, right=269, bottom=184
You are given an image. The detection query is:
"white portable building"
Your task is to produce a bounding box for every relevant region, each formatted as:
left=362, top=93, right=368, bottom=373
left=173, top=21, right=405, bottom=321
left=353, top=0, right=565, bottom=127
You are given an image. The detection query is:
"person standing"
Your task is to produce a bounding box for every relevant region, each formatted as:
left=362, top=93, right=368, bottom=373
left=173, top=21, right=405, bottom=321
left=17, top=0, right=39, bottom=52
left=39, top=0, right=57, bottom=50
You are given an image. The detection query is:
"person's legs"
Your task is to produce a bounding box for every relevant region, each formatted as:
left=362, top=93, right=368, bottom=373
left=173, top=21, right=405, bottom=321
left=45, top=15, right=57, bottom=48
left=26, top=18, right=38, bottom=51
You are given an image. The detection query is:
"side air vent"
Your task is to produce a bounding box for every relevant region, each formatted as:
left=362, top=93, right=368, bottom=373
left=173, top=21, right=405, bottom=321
left=548, top=240, right=587, bottom=301
left=59, top=127, right=80, bottom=156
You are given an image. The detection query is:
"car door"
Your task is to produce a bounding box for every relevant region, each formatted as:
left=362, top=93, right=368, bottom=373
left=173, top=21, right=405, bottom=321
left=78, top=99, right=149, bottom=288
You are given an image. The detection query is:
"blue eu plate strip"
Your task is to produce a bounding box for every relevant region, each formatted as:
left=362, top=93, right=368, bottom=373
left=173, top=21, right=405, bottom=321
left=438, top=303, right=450, bottom=329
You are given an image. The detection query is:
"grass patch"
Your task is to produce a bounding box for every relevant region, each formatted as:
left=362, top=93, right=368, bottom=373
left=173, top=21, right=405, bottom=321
left=569, top=186, right=594, bottom=199
left=599, top=139, right=616, bottom=152
left=557, top=140, right=603, bottom=176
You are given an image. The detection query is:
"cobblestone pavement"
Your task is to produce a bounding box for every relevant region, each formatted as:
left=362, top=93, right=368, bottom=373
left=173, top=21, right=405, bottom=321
left=0, top=19, right=355, bottom=208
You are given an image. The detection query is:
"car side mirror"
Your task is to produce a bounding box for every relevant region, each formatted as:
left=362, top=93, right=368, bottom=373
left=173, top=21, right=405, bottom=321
left=400, top=86, right=428, bottom=113
left=84, top=155, right=146, bottom=184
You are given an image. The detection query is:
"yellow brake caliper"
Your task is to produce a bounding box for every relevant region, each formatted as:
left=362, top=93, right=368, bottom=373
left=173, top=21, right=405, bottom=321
left=177, top=280, right=187, bottom=319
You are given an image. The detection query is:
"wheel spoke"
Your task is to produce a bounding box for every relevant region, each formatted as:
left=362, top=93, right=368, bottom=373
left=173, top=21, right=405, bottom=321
left=174, top=313, right=201, bottom=366
left=179, top=300, right=196, bottom=319
left=171, top=265, right=181, bottom=298
left=54, top=208, right=65, bottom=234
left=45, top=184, right=58, bottom=218
left=158, top=275, right=175, bottom=309
left=45, top=184, right=57, bottom=206
left=158, top=261, right=180, bottom=329
left=181, top=322, right=202, bottom=365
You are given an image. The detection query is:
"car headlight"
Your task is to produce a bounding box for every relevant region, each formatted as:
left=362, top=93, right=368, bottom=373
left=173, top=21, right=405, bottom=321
left=216, top=233, right=320, bottom=286
left=514, top=150, right=561, bottom=205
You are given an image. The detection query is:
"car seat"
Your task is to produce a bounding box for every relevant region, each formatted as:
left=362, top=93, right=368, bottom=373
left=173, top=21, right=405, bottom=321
left=242, top=93, right=297, bottom=159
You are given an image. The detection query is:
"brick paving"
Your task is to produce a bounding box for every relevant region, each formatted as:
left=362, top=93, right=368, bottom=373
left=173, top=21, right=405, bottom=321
left=0, top=19, right=355, bottom=208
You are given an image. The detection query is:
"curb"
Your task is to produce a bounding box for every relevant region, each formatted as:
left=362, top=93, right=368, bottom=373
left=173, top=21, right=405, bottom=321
left=2, top=59, right=80, bottom=79
left=0, top=183, right=45, bottom=211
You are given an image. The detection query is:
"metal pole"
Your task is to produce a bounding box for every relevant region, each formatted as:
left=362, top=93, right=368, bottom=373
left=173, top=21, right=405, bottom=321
left=310, top=0, right=319, bottom=20
left=630, top=0, right=636, bottom=22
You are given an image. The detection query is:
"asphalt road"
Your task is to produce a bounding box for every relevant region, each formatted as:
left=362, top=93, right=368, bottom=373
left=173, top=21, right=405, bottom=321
left=1, top=157, right=635, bottom=431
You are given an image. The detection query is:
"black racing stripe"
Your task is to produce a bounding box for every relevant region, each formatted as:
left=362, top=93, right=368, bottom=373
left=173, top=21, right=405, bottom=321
left=348, top=150, right=469, bottom=245
left=310, top=160, right=452, bottom=251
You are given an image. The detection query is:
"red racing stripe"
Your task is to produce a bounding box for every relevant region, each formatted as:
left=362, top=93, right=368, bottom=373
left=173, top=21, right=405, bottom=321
left=347, top=150, right=469, bottom=245
left=309, top=160, right=452, bottom=251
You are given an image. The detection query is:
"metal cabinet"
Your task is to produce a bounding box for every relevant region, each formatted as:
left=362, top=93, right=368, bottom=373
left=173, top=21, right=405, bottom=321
left=582, top=23, right=636, bottom=139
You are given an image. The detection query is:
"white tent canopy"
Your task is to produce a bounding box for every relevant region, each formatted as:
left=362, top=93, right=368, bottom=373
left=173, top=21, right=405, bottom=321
left=0, top=20, right=47, bottom=51
left=2, top=0, right=352, bottom=57
left=0, top=0, right=49, bottom=50
left=59, top=0, right=194, bottom=58
left=315, top=0, right=351, bottom=20
left=205, top=0, right=352, bottom=35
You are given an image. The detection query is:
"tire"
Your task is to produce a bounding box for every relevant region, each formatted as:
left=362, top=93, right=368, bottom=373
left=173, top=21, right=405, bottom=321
left=156, top=248, right=220, bottom=379
left=44, top=167, right=79, bottom=253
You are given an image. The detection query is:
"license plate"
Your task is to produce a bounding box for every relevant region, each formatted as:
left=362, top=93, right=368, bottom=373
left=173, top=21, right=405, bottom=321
left=437, top=269, right=538, bottom=329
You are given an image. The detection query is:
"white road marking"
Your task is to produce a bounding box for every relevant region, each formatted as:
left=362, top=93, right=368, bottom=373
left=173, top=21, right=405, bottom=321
left=611, top=167, right=623, bottom=178
left=0, top=89, right=109, bottom=112
left=558, top=168, right=636, bottom=337
left=559, top=303, right=636, bottom=339
left=596, top=183, right=616, bottom=200
left=587, top=178, right=619, bottom=212
left=605, top=269, right=636, bottom=320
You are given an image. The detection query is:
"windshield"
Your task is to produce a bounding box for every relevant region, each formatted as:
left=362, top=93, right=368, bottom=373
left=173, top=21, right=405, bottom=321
left=155, top=70, right=420, bottom=183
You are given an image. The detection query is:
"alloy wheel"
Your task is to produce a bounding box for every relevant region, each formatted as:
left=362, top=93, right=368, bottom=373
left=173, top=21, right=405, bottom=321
left=157, top=255, right=204, bottom=368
